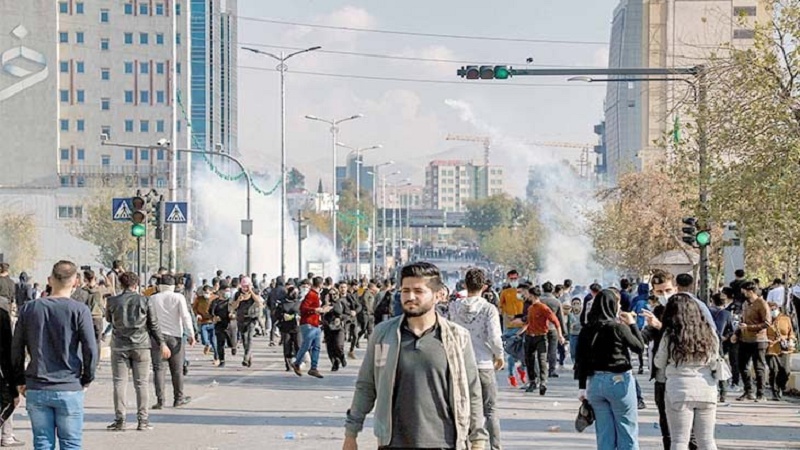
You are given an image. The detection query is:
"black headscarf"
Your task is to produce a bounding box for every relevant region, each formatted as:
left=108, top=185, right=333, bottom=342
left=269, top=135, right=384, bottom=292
left=586, top=289, right=619, bottom=326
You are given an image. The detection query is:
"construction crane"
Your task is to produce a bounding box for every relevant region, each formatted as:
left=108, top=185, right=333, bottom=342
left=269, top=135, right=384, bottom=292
left=525, top=141, right=595, bottom=178
left=445, top=134, right=491, bottom=168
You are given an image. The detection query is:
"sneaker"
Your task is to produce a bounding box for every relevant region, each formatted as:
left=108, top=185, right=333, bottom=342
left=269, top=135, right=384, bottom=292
left=771, top=392, right=781, bottom=401
left=755, top=394, right=765, bottom=403
left=218, top=361, right=226, bottom=368
left=736, top=393, right=755, bottom=401
left=203, top=345, right=210, bottom=356
left=308, top=369, right=324, bottom=379
left=213, top=359, right=220, bottom=367
left=525, top=382, right=536, bottom=393
left=151, top=402, right=164, bottom=410
left=539, top=385, right=547, bottom=396
left=332, top=361, right=340, bottom=372
left=0, top=436, right=26, bottom=447
left=508, top=375, right=519, bottom=388
left=174, top=397, right=192, bottom=407
left=348, top=351, right=356, bottom=360
left=548, top=372, right=559, bottom=378
left=291, top=362, right=303, bottom=377
left=107, top=419, right=126, bottom=432
left=638, top=367, right=645, bottom=375
left=638, top=399, right=647, bottom=410
left=517, top=368, right=527, bottom=384
left=137, top=420, right=154, bottom=431
left=341, top=357, right=348, bottom=368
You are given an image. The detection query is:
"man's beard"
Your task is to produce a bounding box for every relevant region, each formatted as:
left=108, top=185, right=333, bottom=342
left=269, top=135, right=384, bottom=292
left=403, top=302, right=434, bottom=318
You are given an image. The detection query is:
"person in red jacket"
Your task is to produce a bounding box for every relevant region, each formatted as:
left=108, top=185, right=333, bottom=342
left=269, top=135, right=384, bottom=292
left=290, top=277, right=331, bottom=379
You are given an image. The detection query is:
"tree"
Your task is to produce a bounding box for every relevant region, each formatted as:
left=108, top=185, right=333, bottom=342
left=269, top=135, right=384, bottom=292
left=287, top=167, right=306, bottom=192
left=479, top=217, right=544, bottom=275
left=336, top=179, right=374, bottom=252
left=0, top=211, right=39, bottom=273
left=465, top=194, right=524, bottom=236
left=70, top=185, right=138, bottom=268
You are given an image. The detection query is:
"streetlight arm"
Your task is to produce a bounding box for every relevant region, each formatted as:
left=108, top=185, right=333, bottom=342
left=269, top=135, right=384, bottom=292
left=242, top=46, right=281, bottom=61
left=286, top=46, right=322, bottom=60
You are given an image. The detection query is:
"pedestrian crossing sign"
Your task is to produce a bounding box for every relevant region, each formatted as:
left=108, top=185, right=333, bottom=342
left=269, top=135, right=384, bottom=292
left=165, top=202, right=188, bottom=224
left=111, top=198, right=133, bottom=222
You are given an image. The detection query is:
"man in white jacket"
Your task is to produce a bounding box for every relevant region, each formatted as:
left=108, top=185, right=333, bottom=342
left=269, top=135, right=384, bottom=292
left=149, top=275, right=196, bottom=409
left=449, top=268, right=505, bottom=450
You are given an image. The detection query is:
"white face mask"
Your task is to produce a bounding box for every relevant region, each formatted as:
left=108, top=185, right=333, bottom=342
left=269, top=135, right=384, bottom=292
left=657, top=293, right=671, bottom=306
left=509, top=281, right=519, bottom=288
left=771, top=309, right=779, bottom=318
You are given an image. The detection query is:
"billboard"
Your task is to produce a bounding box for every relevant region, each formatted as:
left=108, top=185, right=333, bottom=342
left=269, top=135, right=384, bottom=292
left=0, top=1, right=58, bottom=187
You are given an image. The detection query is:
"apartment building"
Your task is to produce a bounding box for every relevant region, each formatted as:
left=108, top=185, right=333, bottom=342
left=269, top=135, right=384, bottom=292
left=424, top=160, right=505, bottom=212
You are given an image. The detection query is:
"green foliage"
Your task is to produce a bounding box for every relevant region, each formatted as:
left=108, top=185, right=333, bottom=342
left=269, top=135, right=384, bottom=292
left=287, top=167, right=306, bottom=192
left=0, top=211, right=39, bottom=273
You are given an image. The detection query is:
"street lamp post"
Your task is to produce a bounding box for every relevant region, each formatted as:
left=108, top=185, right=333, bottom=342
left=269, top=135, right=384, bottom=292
left=337, top=143, right=382, bottom=279
left=243, top=45, right=321, bottom=279
left=366, top=161, right=394, bottom=278
left=101, top=138, right=254, bottom=274
left=390, top=179, right=411, bottom=268
left=305, top=114, right=364, bottom=271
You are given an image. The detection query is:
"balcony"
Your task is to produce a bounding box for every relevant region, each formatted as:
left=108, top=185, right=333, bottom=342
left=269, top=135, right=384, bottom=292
left=61, top=163, right=187, bottom=177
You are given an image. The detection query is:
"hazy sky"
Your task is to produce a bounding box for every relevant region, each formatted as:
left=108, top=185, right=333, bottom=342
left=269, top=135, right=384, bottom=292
left=236, top=0, right=619, bottom=194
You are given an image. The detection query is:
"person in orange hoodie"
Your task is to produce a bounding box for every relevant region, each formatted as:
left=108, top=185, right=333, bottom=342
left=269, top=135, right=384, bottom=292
left=193, top=285, right=219, bottom=365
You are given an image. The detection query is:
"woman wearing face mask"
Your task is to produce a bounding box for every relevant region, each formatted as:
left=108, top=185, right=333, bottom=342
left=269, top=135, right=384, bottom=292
left=766, top=302, right=795, bottom=400
left=210, top=280, right=238, bottom=368
left=575, top=289, right=645, bottom=450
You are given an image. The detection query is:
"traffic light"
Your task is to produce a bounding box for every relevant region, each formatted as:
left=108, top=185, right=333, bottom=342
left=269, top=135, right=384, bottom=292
left=131, top=195, right=146, bottom=237
left=457, top=65, right=512, bottom=80
left=681, top=217, right=711, bottom=247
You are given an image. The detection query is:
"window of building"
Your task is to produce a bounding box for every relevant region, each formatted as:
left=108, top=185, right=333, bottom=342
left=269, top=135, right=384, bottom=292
left=75, top=2, right=84, bottom=14
left=140, top=91, right=149, bottom=103
left=76, top=119, right=85, bottom=132
left=101, top=125, right=111, bottom=138
left=101, top=68, right=110, bottom=80
left=156, top=177, right=166, bottom=188
left=734, top=29, right=755, bottom=39
left=124, top=61, right=133, bottom=74
left=140, top=177, right=150, bottom=188
left=76, top=32, right=84, bottom=44
left=176, top=120, right=181, bottom=132
left=58, top=2, right=68, bottom=13
left=139, top=33, right=148, bottom=45
left=156, top=91, right=165, bottom=104
left=175, top=2, right=181, bottom=15
left=60, top=90, right=69, bottom=102
left=60, top=119, right=69, bottom=131
left=140, top=149, right=149, bottom=160
left=124, top=3, right=133, bottom=15
left=156, top=33, right=164, bottom=45
left=139, top=3, right=149, bottom=15
left=155, top=3, right=165, bottom=15
left=101, top=155, right=111, bottom=166
left=155, top=120, right=165, bottom=133
left=156, top=62, right=165, bottom=74
left=140, top=120, right=149, bottom=133
left=76, top=148, right=85, bottom=160
left=58, top=206, right=83, bottom=219
left=76, top=61, right=84, bottom=73
left=156, top=148, right=165, bottom=160
left=60, top=61, right=69, bottom=73
left=100, top=9, right=109, bottom=23
left=140, top=62, right=149, bottom=74
left=76, top=177, right=86, bottom=188
left=124, top=91, right=133, bottom=103
left=124, top=120, right=134, bottom=132
left=59, top=32, right=68, bottom=43
left=176, top=63, right=181, bottom=74
left=124, top=32, right=133, bottom=44
left=76, top=90, right=85, bottom=103
left=124, top=148, right=134, bottom=160
left=100, top=38, right=109, bottom=51
left=60, top=149, right=70, bottom=160
left=101, top=98, right=110, bottom=110
left=175, top=33, right=181, bottom=45
left=734, top=6, right=757, bottom=16
left=60, top=177, right=70, bottom=187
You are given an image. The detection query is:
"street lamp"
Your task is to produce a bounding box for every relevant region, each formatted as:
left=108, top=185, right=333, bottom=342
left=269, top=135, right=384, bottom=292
left=390, top=178, right=411, bottom=267
left=305, top=114, right=364, bottom=270
left=243, top=45, right=321, bottom=279
left=366, top=161, right=394, bottom=278
left=337, top=142, right=382, bottom=279
left=101, top=137, right=254, bottom=275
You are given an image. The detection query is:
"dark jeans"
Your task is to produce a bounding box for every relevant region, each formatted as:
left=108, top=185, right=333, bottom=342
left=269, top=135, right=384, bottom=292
left=767, top=353, right=790, bottom=392
left=214, top=322, right=238, bottom=363
left=281, top=328, right=299, bottom=365
left=738, top=341, right=768, bottom=396
left=1, top=384, right=16, bottom=436
left=92, top=317, right=103, bottom=361
left=546, top=330, right=558, bottom=375
left=324, top=327, right=346, bottom=365
left=727, top=341, right=741, bottom=385
left=525, top=334, right=548, bottom=386
left=655, top=381, right=697, bottom=450
left=150, top=335, right=185, bottom=404
left=111, top=348, right=151, bottom=422
left=347, top=322, right=359, bottom=353
left=239, top=319, right=257, bottom=359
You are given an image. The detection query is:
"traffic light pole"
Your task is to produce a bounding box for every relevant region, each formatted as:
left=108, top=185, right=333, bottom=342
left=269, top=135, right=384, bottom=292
left=696, top=69, right=710, bottom=303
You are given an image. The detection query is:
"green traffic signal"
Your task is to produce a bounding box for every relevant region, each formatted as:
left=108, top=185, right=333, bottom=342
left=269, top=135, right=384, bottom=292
left=494, top=66, right=510, bottom=79
left=695, top=230, right=711, bottom=247
left=131, top=223, right=146, bottom=237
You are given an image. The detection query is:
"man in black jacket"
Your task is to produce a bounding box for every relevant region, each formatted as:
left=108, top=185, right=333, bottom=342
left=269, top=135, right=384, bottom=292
left=267, top=276, right=288, bottom=346
left=0, top=291, right=23, bottom=447
left=106, top=272, right=169, bottom=432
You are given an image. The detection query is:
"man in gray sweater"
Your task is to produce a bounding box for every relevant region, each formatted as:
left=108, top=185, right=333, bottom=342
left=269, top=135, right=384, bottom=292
left=541, top=282, right=568, bottom=377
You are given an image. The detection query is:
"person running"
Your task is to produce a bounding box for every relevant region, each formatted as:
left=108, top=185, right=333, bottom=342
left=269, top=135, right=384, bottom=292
left=193, top=285, right=218, bottom=364
left=291, top=277, right=331, bottom=379
left=323, top=285, right=349, bottom=372
left=148, top=275, right=196, bottom=409
left=343, top=262, right=488, bottom=450
left=277, top=285, right=301, bottom=371
left=576, top=289, right=644, bottom=450
left=11, top=261, right=97, bottom=448
left=449, top=268, right=504, bottom=450
left=106, top=271, right=169, bottom=432
left=654, top=293, right=720, bottom=450
left=499, top=270, right=526, bottom=387
left=540, top=282, right=567, bottom=378
left=234, top=277, right=264, bottom=367
left=267, top=276, right=288, bottom=346
left=737, top=281, right=771, bottom=401
left=766, top=302, right=795, bottom=401
left=210, top=280, right=238, bottom=368
left=523, top=285, right=564, bottom=395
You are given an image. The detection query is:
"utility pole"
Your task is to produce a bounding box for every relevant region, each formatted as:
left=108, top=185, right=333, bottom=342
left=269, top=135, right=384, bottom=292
left=294, top=210, right=309, bottom=278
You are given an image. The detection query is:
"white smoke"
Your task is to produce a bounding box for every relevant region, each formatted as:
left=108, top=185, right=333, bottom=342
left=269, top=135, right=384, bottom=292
left=187, top=170, right=338, bottom=280
left=445, top=99, right=603, bottom=284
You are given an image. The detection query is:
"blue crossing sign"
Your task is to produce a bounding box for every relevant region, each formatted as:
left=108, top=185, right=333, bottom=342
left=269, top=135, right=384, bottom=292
left=164, top=202, right=188, bottom=224
left=111, top=198, right=133, bottom=221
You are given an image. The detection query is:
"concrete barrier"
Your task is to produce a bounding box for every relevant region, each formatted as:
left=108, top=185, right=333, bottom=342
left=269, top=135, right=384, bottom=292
left=790, top=354, right=800, bottom=391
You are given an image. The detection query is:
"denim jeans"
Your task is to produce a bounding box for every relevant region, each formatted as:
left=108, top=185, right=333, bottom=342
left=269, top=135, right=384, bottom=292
left=26, top=390, right=84, bottom=450
left=569, top=334, right=580, bottom=364
left=546, top=329, right=558, bottom=375
left=111, top=348, right=151, bottom=422
left=150, top=335, right=185, bottom=404
left=199, top=323, right=216, bottom=348
left=294, top=324, right=321, bottom=370
left=503, top=328, right=521, bottom=377
left=587, top=372, right=639, bottom=450
left=478, top=369, right=502, bottom=450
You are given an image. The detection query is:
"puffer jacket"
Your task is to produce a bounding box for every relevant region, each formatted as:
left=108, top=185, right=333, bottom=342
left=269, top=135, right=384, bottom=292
left=345, top=314, right=487, bottom=450
left=105, top=290, right=164, bottom=351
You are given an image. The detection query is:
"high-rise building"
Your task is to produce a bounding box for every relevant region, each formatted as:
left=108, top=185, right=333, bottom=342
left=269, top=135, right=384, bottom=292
left=424, top=160, right=505, bottom=212
left=603, top=0, right=768, bottom=183
left=0, top=0, right=236, bottom=277
left=336, top=153, right=375, bottom=195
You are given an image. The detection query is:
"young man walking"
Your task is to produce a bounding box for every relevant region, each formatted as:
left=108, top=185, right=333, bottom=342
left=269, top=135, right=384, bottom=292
left=291, top=277, right=330, bottom=379
left=449, top=268, right=504, bottom=450
left=343, top=262, right=487, bottom=450
left=737, top=281, right=771, bottom=402
left=106, top=272, right=170, bottom=431
left=522, top=286, right=564, bottom=395
left=11, top=260, right=97, bottom=449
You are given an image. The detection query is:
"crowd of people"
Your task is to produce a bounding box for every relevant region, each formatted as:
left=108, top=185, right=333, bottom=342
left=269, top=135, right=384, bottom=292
left=0, top=257, right=798, bottom=450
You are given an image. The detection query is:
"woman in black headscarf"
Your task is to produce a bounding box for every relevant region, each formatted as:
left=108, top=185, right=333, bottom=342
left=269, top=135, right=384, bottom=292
left=575, top=289, right=645, bottom=450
